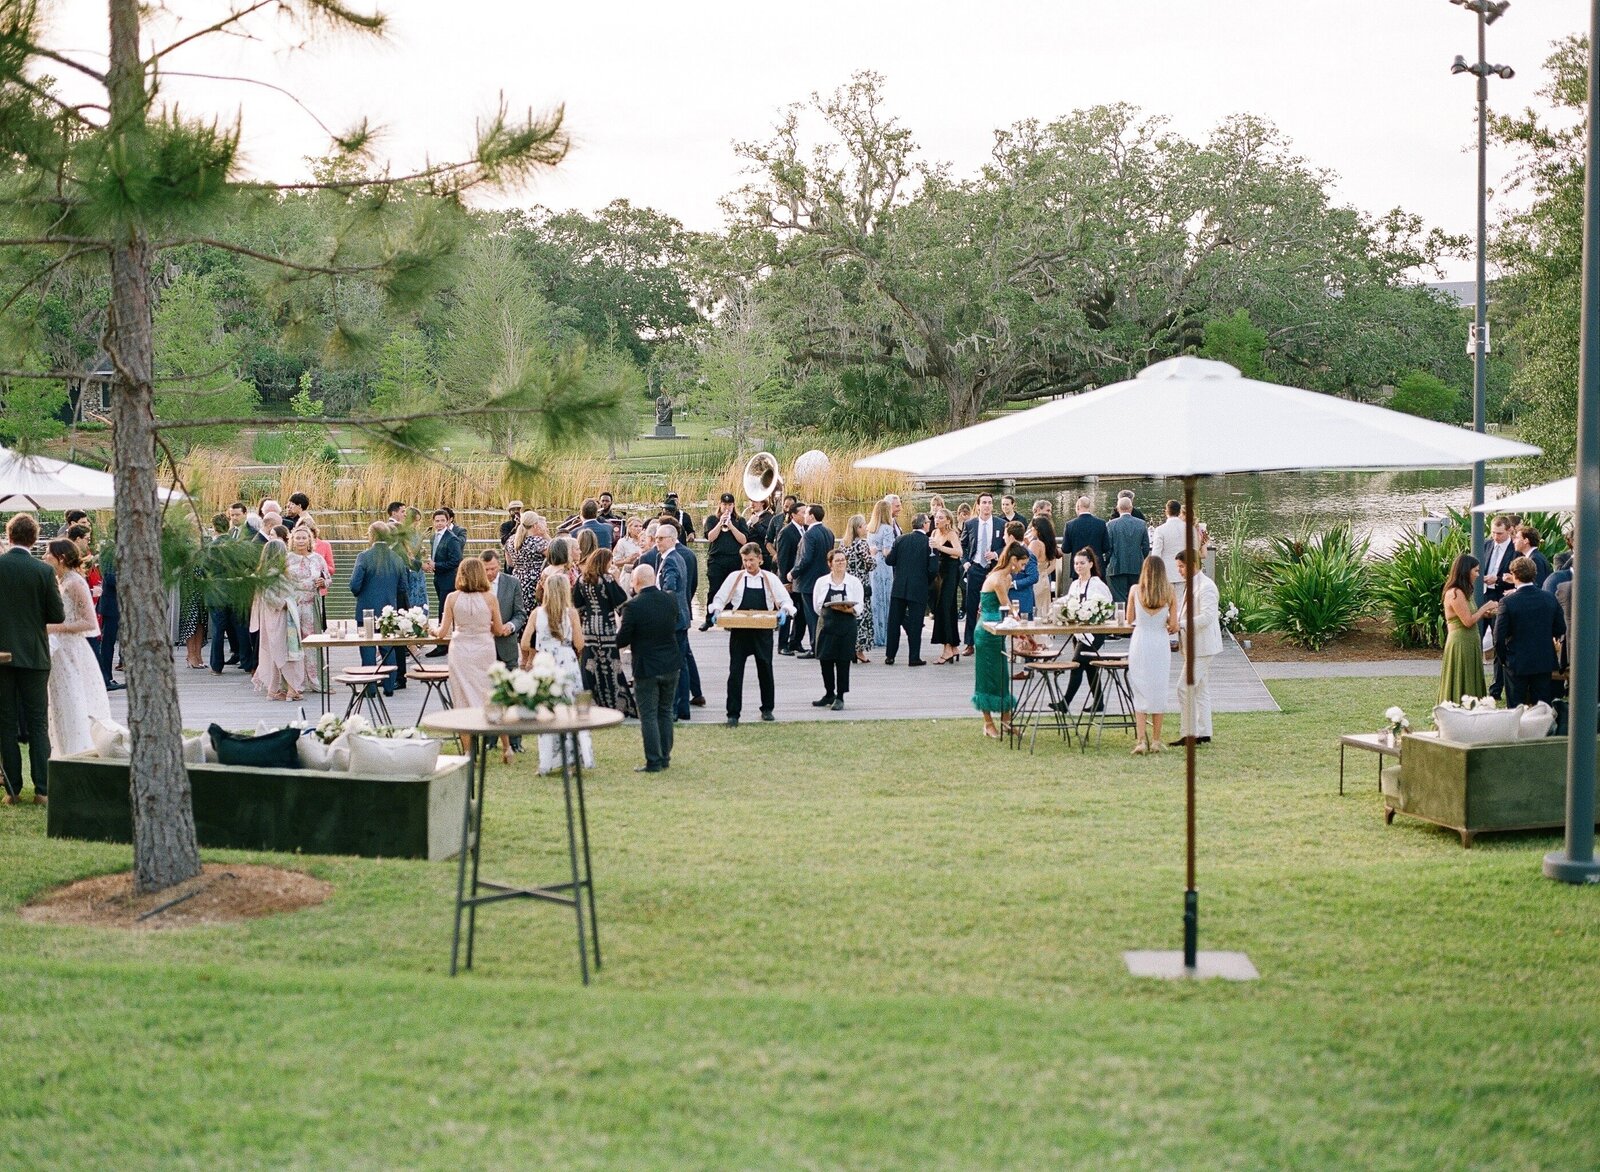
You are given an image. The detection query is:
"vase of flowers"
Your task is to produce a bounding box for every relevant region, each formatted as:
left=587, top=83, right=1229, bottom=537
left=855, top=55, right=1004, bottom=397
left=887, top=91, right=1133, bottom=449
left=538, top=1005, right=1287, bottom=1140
left=1054, top=593, right=1114, bottom=626
left=1382, top=706, right=1410, bottom=746
left=376, top=605, right=430, bottom=638
left=487, top=653, right=579, bottom=722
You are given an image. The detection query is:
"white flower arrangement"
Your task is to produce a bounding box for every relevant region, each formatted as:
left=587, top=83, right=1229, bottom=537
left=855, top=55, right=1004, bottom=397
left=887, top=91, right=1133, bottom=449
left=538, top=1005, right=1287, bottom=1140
left=376, top=604, right=430, bottom=637
left=489, top=653, right=579, bottom=714
left=312, top=712, right=368, bottom=745
left=367, top=724, right=429, bottom=740
left=1221, top=602, right=1241, bottom=633
left=1384, top=706, right=1411, bottom=737
left=1054, top=593, right=1114, bottom=626
left=1438, top=695, right=1496, bottom=712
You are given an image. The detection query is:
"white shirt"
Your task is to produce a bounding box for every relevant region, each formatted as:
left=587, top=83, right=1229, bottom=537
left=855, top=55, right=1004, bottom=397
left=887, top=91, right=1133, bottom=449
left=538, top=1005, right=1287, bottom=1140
left=1150, top=517, right=1188, bottom=582
left=1485, top=539, right=1512, bottom=581
left=978, top=516, right=994, bottom=565
left=1064, top=575, right=1114, bottom=644
left=709, top=569, right=796, bottom=618
left=812, top=572, right=865, bottom=616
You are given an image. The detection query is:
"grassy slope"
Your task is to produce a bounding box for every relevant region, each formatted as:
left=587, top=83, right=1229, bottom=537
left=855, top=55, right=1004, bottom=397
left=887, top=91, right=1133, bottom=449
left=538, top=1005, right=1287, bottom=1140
left=3, top=677, right=1598, bottom=1168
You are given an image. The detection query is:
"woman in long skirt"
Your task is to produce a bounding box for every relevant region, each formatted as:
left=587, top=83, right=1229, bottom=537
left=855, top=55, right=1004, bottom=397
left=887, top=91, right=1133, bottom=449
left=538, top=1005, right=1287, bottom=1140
left=866, top=497, right=898, bottom=647
left=251, top=538, right=307, bottom=701
left=1439, top=553, right=1497, bottom=704
left=842, top=513, right=877, bottom=664
left=574, top=549, right=635, bottom=716
left=972, top=544, right=1030, bottom=738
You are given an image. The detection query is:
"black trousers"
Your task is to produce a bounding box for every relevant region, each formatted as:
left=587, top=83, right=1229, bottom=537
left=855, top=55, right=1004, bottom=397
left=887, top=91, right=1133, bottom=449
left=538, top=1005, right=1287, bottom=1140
left=1062, top=635, right=1106, bottom=705
left=784, top=596, right=809, bottom=652
left=885, top=597, right=925, bottom=663
left=209, top=605, right=251, bottom=672
left=961, top=565, right=986, bottom=647
left=97, top=596, right=120, bottom=683
left=635, top=670, right=679, bottom=769
left=0, top=666, right=50, bottom=797
left=706, top=559, right=738, bottom=618
left=820, top=658, right=851, bottom=698
left=799, top=589, right=821, bottom=648
left=1507, top=672, right=1556, bottom=709
left=727, top=629, right=775, bottom=718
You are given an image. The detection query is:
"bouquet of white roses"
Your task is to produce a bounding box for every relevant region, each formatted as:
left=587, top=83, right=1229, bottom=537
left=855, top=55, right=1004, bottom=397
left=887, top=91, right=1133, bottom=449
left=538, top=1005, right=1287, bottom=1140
left=1054, top=593, right=1114, bottom=626
left=488, top=653, right=580, bottom=715
left=1438, top=695, right=1496, bottom=712
left=312, top=712, right=369, bottom=745
left=376, top=604, right=430, bottom=638
left=1384, top=706, right=1410, bottom=736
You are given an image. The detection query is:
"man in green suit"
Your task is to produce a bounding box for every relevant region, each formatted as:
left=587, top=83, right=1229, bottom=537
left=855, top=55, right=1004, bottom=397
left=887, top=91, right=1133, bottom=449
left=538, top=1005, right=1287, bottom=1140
left=0, top=514, right=64, bottom=804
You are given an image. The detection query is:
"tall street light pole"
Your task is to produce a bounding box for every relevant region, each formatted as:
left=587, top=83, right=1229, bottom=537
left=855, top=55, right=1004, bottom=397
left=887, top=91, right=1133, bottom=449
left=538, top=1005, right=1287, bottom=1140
left=1449, top=0, right=1512, bottom=583
left=1545, top=2, right=1600, bottom=885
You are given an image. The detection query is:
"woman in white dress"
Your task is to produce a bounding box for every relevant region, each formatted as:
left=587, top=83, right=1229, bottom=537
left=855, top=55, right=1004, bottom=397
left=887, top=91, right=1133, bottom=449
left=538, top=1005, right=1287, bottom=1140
left=521, top=575, right=592, bottom=775
left=44, top=538, right=111, bottom=757
left=1123, top=554, right=1178, bottom=756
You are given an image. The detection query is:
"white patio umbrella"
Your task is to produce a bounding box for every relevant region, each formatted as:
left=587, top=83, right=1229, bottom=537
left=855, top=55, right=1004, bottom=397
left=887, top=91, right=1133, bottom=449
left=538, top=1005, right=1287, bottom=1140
left=0, top=445, right=187, bottom=510
left=859, top=356, right=1540, bottom=977
left=1472, top=476, right=1576, bottom=515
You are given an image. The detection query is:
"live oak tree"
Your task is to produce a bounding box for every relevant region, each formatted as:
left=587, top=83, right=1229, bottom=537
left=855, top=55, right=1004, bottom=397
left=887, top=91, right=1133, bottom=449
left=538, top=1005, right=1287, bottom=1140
left=725, top=74, right=1469, bottom=429
left=0, top=0, right=618, bottom=893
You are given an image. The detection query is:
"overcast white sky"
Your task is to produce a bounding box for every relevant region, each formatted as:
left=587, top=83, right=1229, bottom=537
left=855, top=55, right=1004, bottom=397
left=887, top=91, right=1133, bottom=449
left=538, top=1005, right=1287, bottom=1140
left=40, top=1, right=1589, bottom=281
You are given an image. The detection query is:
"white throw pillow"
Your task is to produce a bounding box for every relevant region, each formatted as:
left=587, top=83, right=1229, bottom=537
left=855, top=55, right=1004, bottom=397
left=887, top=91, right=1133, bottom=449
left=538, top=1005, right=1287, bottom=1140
left=347, top=733, right=441, bottom=780
left=1520, top=702, right=1556, bottom=740
left=297, top=736, right=351, bottom=772
left=90, top=717, right=132, bottom=759
left=182, top=734, right=210, bottom=764
left=1432, top=704, right=1525, bottom=745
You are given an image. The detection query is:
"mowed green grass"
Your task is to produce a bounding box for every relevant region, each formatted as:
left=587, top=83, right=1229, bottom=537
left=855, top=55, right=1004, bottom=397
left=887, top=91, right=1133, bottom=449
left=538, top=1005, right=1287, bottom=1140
left=3, top=677, right=1598, bottom=1169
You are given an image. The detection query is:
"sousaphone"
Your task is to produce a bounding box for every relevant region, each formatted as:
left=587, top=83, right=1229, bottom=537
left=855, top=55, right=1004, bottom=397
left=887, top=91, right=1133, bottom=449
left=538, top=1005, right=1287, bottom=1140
left=742, top=451, right=783, bottom=507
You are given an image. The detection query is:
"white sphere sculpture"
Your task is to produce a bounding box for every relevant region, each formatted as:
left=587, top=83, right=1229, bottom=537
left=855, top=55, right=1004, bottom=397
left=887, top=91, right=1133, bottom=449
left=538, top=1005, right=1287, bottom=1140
left=792, top=449, right=831, bottom=485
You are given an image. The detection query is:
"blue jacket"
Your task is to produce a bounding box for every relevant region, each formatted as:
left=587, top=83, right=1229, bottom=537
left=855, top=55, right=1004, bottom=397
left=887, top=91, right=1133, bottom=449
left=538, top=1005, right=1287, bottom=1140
left=655, top=546, right=693, bottom=631
left=1008, top=552, right=1040, bottom=616
left=427, top=528, right=463, bottom=576
left=350, top=546, right=405, bottom=622
left=581, top=518, right=613, bottom=550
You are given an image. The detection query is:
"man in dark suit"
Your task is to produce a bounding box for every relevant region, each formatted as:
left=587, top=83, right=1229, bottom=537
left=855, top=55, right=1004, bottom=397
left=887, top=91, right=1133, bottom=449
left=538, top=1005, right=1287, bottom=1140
left=774, top=503, right=806, bottom=654
left=423, top=509, right=463, bottom=655
left=1480, top=514, right=1517, bottom=699
left=961, top=493, right=1005, bottom=653
left=789, top=504, right=835, bottom=658
left=1513, top=525, right=1551, bottom=589
left=483, top=548, right=528, bottom=752
left=885, top=513, right=935, bottom=666
left=1104, top=495, right=1150, bottom=605
left=350, top=521, right=406, bottom=697
left=579, top=498, right=614, bottom=550
left=1494, top=556, right=1566, bottom=708
left=0, top=514, right=64, bottom=803
left=1061, top=496, right=1111, bottom=581
left=616, top=565, right=684, bottom=772
left=652, top=522, right=697, bottom=720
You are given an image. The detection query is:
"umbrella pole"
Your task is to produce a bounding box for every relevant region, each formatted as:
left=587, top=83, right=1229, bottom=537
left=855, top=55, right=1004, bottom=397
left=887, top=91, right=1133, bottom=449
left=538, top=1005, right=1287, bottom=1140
left=1183, top=477, right=1198, bottom=968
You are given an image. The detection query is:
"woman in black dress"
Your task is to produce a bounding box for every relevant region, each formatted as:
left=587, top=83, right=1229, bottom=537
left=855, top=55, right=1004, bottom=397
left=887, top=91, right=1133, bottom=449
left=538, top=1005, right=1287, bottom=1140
left=928, top=507, right=963, bottom=663
left=573, top=548, right=635, bottom=716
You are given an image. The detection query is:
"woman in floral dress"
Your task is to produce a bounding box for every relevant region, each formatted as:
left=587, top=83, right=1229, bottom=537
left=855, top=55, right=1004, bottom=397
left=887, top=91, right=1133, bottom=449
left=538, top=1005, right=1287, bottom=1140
left=573, top=548, right=635, bottom=716
left=842, top=513, right=876, bottom=664
left=507, top=511, right=549, bottom=615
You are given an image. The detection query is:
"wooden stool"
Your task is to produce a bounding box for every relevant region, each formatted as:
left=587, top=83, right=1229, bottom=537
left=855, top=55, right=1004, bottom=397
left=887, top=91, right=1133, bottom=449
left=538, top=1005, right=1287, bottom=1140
left=407, top=666, right=454, bottom=724
left=337, top=667, right=396, bottom=726
left=1014, top=662, right=1075, bottom=753
left=1078, top=657, right=1135, bottom=748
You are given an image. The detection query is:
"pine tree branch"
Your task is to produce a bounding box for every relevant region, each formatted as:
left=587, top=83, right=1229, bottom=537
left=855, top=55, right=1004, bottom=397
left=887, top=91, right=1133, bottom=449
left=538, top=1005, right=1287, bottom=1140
left=151, top=236, right=390, bottom=275
left=28, top=46, right=105, bottom=85
left=157, top=70, right=340, bottom=140
left=0, top=246, right=103, bottom=317
left=147, top=1, right=278, bottom=65
left=149, top=404, right=548, bottom=430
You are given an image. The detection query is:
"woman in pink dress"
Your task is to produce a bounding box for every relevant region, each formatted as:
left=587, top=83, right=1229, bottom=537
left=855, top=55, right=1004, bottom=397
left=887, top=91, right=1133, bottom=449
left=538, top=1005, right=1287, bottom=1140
left=251, top=538, right=307, bottom=701
left=436, top=557, right=510, bottom=761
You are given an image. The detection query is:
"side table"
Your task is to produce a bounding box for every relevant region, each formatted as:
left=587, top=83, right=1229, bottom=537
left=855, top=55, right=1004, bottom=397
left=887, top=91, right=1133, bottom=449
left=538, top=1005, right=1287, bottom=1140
left=1337, top=732, right=1401, bottom=796
left=421, top=705, right=624, bottom=983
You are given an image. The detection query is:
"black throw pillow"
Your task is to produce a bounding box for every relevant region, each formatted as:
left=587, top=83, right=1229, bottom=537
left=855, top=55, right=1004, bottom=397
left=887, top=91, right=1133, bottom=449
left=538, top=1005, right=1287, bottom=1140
left=207, top=724, right=303, bottom=770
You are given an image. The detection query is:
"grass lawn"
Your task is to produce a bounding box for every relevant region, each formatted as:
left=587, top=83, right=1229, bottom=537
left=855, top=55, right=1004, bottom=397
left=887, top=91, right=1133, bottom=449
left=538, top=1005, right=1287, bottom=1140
left=3, top=676, right=1598, bottom=1168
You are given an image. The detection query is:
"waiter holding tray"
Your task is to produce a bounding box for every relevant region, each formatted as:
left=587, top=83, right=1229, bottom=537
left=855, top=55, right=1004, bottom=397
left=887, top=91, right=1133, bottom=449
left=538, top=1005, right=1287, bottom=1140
left=709, top=542, right=795, bottom=727
left=811, top=547, right=866, bottom=712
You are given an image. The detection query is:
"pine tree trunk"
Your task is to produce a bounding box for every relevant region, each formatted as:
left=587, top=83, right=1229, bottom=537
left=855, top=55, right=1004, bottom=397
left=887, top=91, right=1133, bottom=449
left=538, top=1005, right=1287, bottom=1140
left=108, top=0, right=202, bottom=894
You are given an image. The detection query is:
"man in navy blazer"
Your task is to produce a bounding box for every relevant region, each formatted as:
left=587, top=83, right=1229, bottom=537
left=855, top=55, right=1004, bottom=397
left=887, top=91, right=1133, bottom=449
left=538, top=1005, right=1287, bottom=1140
left=1494, top=557, right=1566, bottom=708
left=617, top=565, right=684, bottom=772
left=1061, top=496, right=1111, bottom=582
left=349, top=522, right=406, bottom=696
left=960, top=492, right=1006, bottom=652
left=789, top=504, right=835, bottom=657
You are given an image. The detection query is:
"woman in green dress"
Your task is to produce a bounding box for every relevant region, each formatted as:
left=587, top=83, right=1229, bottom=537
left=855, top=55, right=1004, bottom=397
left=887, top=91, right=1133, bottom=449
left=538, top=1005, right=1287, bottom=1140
left=973, top=542, right=1032, bottom=739
left=1440, top=553, right=1498, bottom=705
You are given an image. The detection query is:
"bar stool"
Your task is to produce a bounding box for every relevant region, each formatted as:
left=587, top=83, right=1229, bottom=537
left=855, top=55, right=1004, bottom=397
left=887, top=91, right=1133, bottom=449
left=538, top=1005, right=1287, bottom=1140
left=407, top=666, right=454, bottom=723
left=337, top=666, right=396, bottom=726
left=1078, top=657, right=1135, bottom=749
left=1014, top=662, right=1075, bottom=752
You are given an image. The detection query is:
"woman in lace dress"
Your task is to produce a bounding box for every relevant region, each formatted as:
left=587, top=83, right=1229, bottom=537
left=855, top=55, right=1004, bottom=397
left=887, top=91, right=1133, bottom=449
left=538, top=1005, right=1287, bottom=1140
left=437, top=557, right=510, bottom=762
left=286, top=527, right=331, bottom=692
left=574, top=549, right=635, bottom=715
left=522, top=575, right=593, bottom=774
left=842, top=513, right=876, bottom=663
left=251, top=538, right=307, bottom=701
left=506, top=511, right=549, bottom=615
left=866, top=498, right=897, bottom=647
left=43, top=539, right=110, bottom=757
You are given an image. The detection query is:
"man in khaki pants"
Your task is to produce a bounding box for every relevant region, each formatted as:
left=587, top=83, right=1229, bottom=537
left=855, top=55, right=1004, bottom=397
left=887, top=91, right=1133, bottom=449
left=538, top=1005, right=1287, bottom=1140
left=1173, top=549, right=1222, bottom=747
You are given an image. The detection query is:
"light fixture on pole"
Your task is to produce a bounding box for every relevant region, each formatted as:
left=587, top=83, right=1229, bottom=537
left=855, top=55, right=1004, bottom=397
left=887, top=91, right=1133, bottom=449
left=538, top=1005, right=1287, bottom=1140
left=1543, top=2, right=1600, bottom=886
left=1448, top=0, right=1513, bottom=591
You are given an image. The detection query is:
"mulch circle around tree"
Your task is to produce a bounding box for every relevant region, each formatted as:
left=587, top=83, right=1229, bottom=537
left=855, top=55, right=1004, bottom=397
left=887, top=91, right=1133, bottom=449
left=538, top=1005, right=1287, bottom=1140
left=19, top=863, right=331, bottom=931
left=1241, top=617, right=1445, bottom=664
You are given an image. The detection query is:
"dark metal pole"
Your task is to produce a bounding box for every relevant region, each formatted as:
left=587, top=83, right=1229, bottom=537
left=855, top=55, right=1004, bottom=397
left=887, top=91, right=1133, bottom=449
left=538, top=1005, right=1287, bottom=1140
left=1545, top=2, right=1600, bottom=885
left=1470, top=4, right=1489, bottom=585
left=1182, top=476, right=1198, bottom=967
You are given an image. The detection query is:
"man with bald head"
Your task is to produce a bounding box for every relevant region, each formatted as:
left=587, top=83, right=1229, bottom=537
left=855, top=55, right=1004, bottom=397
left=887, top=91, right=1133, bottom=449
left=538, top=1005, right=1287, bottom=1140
left=616, top=564, right=683, bottom=773
left=1060, top=495, right=1110, bottom=593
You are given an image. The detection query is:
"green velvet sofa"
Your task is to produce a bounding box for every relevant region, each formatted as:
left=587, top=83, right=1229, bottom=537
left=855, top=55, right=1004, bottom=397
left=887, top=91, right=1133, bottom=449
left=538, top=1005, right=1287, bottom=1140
left=1382, top=732, right=1600, bottom=848
left=47, top=752, right=470, bottom=861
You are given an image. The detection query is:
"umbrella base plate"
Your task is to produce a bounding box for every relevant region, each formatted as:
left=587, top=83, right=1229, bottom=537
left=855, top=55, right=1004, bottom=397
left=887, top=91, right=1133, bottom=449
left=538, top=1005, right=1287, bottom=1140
left=1123, top=950, right=1258, bottom=981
